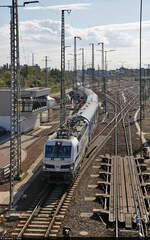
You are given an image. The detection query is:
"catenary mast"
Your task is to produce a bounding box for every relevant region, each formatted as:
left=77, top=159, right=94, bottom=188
left=10, top=0, right=21, bottom=209
left=60, top=9, right=71, bottom=127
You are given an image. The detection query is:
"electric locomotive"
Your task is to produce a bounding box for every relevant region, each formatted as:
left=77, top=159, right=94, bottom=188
left=42, top=87, right=98, bottom=179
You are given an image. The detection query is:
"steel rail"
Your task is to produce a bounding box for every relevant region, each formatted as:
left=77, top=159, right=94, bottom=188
left=12, top=91, right=140, bottom=239
left=90, top=94, right=138, bottom=146
left=44, top=191, right=67, bottom=238
left=17, top=184, right=51, bottom=238
left=114, top=94, right=119, bottom=238
left=121, top=92, right=147, bottom=238
left=128, top=117, right=146, bottom=238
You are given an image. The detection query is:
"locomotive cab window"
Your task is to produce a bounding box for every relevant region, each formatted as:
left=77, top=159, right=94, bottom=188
left=45, top=145, right=71, bottom=158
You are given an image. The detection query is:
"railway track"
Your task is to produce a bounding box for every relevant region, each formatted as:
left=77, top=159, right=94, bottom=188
left=4, top=86, right=150, bottom=238
left=92, top=90, right=149, bottom=238
left=12, top=184, right=69, bottom=238
left=8, top=90, right=134, bottom=238
left=93, top=154, right=149, bottom=237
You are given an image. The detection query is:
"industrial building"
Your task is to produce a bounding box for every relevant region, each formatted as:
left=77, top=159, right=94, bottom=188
left=0, top=88, right=51, bottom=133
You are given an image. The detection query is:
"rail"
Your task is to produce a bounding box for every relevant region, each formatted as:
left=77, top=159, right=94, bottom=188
left=114, top=93, right=119, bottom=238
left=121, top=93, right=147, bottom=238
left=90, top=94, right=138, bottom=146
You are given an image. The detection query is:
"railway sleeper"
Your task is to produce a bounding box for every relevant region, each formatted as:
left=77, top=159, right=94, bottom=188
left=39, top=210, right=56, bottom=214
left=27, top=224, right=49, bottom=229
left=100, top=163, right=111, bottom=170
left=55, top=215, right=65, bottom=219
left=49, top=233, right=57, bottom=237
left=24, top=229, right=47, bottom=233
left=95, top=194, right=109, bottom=202
left=12, top=232, right=53, bottom=239
left=59, top=211, right=67, bottom=215
left=33, top=217, right=51, bottom=221
left=53, top=225, right=61, bottom=229
left=41, top=207, right=57, bottom=210
left=44, top=200, right=59, bottom=205
left=19, top=232, right=46, bottom=238
left=35, top=214, right=50, bottom=217
left=19, top=220, right=49, bottom=224
left=17, top=224, right=48, bottom=228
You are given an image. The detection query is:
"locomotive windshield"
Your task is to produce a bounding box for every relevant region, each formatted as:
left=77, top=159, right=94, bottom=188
left=45, top=144, right=71, bottom=158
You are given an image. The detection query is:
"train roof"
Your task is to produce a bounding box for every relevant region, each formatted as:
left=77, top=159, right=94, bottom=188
left=75, top=87, right=98, bottom=123
left=45, top=135, right=78, bottom=145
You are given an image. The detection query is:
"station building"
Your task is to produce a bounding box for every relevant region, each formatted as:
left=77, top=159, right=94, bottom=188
left=0, top=88, right=51, bottom=133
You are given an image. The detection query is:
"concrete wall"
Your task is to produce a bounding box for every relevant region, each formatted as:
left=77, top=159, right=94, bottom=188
left=0, top=91, right=10, bottom=116
left=21, top=114, right=40, bottom=133
left=0, top=114, right=40, bottom=133
left=0, top=116, right=10, bottom=131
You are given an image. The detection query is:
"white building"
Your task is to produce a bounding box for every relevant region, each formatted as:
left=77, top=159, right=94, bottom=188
left=0, top=88, right=51, bottom=133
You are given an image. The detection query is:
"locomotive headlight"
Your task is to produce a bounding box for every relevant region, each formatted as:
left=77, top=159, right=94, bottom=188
left=69, top=164, right=74, bottom=170
left=42, top=164, right=46, bottom=169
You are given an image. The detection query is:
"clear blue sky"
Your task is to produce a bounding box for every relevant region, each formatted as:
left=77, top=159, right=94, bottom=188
left=0, top=0, right=150, bottom=69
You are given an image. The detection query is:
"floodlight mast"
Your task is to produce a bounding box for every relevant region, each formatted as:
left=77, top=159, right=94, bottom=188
left=0, top=0, right=39, bottom=210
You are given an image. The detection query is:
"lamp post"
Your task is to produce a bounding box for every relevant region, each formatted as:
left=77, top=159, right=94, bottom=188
left=89, top=43, right=95, bottom=88
left=80, top=48, right=85, bottom=87
left=0, top=0, right=39, bottom=209
left=65, top=46, right=71, bottom=92
left=44, top=56, right=51, bottom=87
left=74, top=36, right=81, bottom=91
left=102, top=49, right=115, bottom=113
left=68, top=53, right=74, bottom=89
left=98, top=42, right=104, bottom=88
left=104, top=50, right=115, bottom=72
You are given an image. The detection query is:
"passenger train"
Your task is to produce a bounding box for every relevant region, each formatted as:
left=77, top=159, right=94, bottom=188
left=42, top=87, right=99, bottom=179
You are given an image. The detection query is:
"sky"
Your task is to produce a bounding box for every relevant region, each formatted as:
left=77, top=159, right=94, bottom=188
left=0, top=0, right=150, bottom=70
